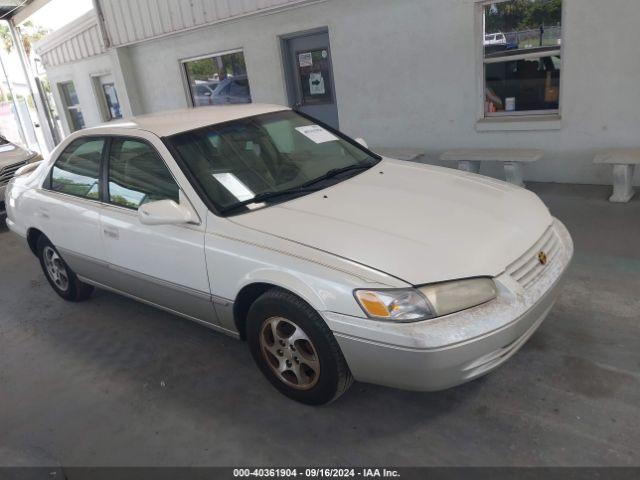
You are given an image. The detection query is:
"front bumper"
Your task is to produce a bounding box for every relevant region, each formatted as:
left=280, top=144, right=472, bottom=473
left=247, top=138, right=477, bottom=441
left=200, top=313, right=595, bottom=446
left=323, top=218, right=573, bottom=391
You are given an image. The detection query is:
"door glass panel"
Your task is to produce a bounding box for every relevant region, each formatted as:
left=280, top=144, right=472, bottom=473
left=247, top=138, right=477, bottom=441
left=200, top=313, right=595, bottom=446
left=483, top=0, right=562, bottom=115
left=296, top=49, right=333, bottom=105
left=50, top=138, right=103, bottom=199
left=485, top=55, right=560, bottom=112
left=102, top=83, right=123, bottom=120
left=59, top=82, right=85, bottom=131
left=108, top=138, right=179, bottom=209
left=184, top=51, right=252, bottom=107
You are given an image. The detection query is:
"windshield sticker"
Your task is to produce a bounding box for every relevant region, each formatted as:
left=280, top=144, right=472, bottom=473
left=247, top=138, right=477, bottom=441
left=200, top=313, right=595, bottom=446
left=295, top=125, right=338, bottom=144
left=212, top=173, right=255, bottom=202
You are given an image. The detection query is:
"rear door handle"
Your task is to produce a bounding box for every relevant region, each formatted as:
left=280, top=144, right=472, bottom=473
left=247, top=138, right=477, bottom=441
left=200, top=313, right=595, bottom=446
left=103, top=227, right=119, bottom=239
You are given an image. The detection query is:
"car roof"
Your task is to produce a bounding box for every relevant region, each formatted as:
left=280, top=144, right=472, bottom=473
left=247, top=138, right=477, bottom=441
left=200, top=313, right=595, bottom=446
left=84, top=104, right=290, bottom=137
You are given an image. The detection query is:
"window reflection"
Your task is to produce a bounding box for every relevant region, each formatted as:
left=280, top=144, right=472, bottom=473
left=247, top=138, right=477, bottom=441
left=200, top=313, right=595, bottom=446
left=50, top=139, right=103, bottom=199
left=102, top=83, right=122, bottom=120
left=169, top=110, right=376, bottom=212
left=485, top=55, right=560, bottom=113
left=483, top=0, right=562, bottom=115
left=59, top=82, right=86, bottom=131
left=184, top=51, right=252, bottom=107
left=108, top=139, right=179, bottom=209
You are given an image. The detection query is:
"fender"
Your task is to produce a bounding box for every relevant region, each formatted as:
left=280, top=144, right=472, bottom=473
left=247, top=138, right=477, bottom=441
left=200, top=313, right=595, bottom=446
left=204, top=211, right=410, bottom=335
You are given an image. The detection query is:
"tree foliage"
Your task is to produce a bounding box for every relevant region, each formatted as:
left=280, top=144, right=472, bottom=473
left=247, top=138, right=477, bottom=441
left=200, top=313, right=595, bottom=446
left=0, top=21, right=51, bottom=57
left=485, top=0, right=562, bottom=33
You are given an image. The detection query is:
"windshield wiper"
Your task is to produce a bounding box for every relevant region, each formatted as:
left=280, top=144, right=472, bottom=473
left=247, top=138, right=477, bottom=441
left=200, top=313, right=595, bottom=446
left=220, top=162, right=375, bottom=215
left=300, top=162, right=374, bottom=189
left=220, top=185, right=325, bottom=214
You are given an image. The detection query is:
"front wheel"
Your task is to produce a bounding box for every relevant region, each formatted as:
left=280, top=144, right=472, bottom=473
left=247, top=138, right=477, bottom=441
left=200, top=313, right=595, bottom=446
left=247, top=289, right=353, bottom=405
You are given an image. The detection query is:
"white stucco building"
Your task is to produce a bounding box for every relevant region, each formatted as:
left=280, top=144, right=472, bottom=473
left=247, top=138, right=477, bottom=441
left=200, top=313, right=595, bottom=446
left=34, top=0, right=640, bottom=186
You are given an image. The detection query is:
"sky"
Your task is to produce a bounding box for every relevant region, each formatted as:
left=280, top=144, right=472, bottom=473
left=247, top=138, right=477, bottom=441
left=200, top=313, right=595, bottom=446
left=23, top=0, right=94, bottom=31
left=0, top=0, right=93, bottom=92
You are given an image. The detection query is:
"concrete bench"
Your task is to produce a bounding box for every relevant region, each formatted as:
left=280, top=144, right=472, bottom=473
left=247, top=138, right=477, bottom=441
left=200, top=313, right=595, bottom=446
left=440, top=149, right=543, bottom=187
left=593, top=149, right=640, bottom=203
left=373, top=147, right=426, bottom=162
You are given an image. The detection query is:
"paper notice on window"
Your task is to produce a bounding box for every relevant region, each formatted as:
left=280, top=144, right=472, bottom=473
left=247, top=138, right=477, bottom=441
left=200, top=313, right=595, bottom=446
left=309, top=73, right=325, bottom=95
left=295, top=125, right=338, bottom=144
left=298, top=52, right=313, bottom=67
left=213, top=173, right=255, bottom=202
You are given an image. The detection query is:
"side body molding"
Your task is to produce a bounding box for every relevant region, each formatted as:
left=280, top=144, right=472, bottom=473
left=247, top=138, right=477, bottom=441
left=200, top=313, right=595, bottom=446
left=60, top=247, right=238, bottom=336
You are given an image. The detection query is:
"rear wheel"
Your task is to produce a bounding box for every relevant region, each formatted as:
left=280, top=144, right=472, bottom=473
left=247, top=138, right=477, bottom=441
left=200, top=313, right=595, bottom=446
left=37, top=236, right=94, bottom=302
left=247, top=289, right=353, bottom=405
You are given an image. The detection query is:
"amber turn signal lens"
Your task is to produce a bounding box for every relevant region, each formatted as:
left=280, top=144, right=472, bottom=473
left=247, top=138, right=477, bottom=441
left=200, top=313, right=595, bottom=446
left=355, top=291, right=391, bottom=317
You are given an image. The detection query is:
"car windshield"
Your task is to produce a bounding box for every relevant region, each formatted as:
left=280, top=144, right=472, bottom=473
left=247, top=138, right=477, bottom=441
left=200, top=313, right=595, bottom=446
left=168, top=110, right=379, bottom=214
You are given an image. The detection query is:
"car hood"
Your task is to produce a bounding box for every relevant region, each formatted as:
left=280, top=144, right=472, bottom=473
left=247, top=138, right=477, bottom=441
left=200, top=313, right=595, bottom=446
left=230, top=159, right=553, bottom=285
left=0, top=143, right=33, bottom=168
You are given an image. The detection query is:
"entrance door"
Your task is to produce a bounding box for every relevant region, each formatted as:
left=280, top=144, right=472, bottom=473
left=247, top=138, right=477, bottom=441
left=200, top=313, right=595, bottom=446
left=283, top=30, right=339, bottom=129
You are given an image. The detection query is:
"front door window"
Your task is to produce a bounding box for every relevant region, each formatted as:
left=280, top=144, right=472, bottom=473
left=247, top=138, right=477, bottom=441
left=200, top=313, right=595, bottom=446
left=107, top=138, right=179, bottom=209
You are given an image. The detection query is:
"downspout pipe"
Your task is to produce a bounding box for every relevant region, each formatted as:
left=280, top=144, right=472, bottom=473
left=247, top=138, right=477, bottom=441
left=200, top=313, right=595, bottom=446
left=92, top=0, right=111, bottom=49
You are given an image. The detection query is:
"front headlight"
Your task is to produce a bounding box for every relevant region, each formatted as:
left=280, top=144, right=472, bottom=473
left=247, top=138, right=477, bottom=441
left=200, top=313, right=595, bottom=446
left=355, top=278, right=497, bottom=322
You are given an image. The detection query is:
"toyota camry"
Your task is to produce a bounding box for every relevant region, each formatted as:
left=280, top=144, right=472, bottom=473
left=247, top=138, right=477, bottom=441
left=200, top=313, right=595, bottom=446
left=4, top=104, right=573, bottom=404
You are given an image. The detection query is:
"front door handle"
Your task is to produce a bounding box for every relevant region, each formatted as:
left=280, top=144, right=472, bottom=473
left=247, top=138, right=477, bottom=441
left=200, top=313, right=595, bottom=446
left=103, top=227, right=119, bottom=239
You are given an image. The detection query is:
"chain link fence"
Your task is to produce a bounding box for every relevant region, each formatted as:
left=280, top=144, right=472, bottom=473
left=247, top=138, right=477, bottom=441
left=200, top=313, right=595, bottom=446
left=504, top=26, right=562, bottom=48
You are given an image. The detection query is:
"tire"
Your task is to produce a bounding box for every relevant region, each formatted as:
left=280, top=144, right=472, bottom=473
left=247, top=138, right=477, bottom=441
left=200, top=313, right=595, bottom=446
left=247, top=288, right=353, bottom=405
left=37, top=236, right=94, bottom=302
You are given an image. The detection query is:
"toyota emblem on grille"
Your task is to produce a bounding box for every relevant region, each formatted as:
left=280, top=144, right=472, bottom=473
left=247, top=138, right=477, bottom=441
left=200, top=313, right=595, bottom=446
left=538, top=251, right=548, bottom=266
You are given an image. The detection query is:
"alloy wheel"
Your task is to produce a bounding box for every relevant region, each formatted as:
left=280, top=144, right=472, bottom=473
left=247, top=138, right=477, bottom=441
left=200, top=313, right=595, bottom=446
left=43, top=246, right=69, bottom=292
left=259, top=316, right=320, bottom=390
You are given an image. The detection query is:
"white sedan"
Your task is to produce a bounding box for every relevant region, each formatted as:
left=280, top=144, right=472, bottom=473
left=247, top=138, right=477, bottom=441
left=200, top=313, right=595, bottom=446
left=5, top=104, right=573, bottom=405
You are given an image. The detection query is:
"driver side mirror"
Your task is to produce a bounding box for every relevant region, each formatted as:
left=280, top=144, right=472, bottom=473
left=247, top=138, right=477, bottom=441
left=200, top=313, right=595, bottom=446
left=138, top=200, right=197, bottom=226
left=355, top=137, right=368, bottom=149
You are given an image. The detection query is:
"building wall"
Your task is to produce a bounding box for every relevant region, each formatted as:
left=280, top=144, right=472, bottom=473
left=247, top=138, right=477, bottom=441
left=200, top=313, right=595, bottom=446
left=98, top=0, right=321, bottom=47
left=115, top=0, right=640, bottom=186
left=41, top=0, right=640, bottom=185
left=37, top=11, right=107, bottom=69
left=45, top=53, right=116, bottom=135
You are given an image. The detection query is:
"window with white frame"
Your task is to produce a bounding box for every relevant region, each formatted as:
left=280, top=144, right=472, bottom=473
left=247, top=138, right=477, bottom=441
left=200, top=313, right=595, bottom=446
left=183, top=50, right=252, bottom=108
left=59, top=81, right=85, bottom=131
left=482, top=0, right=562, bottom=117
left=101, top=81, right=122, bottom=120
left=93, top=74, right=123, bottom=121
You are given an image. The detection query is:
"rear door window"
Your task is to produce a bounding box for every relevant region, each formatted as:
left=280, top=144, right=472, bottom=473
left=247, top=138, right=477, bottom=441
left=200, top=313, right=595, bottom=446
left=49, top=138, right=104, bottom=199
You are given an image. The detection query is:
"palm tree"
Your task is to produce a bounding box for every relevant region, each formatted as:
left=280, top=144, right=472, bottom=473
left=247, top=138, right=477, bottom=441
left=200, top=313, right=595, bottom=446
left=0, top=20, right=51, bottom=57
